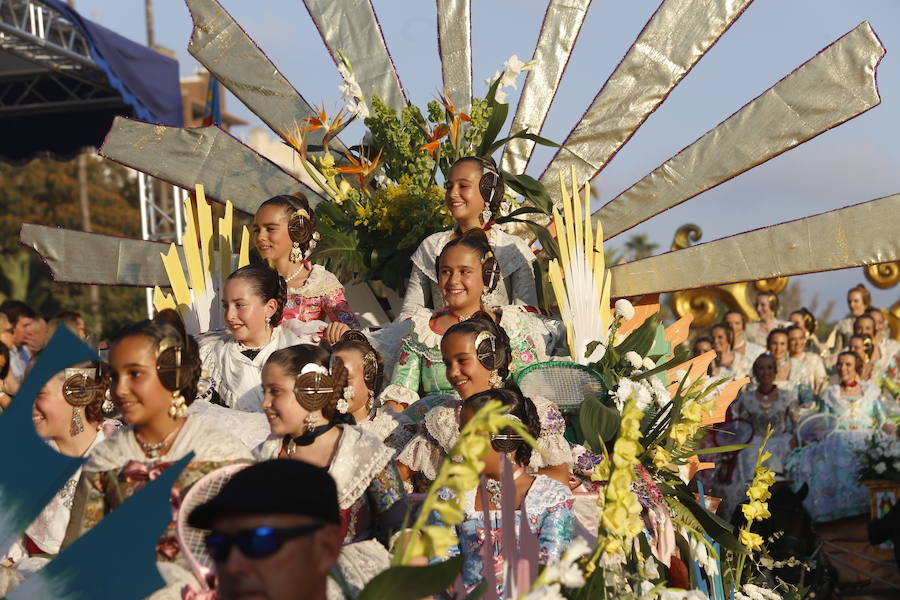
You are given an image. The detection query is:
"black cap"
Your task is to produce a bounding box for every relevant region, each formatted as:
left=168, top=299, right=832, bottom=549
left=188, top=459, right=340, bottom=529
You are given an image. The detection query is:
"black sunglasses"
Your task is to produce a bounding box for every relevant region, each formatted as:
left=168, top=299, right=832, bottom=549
left=205, top=523, right=324, bottom=561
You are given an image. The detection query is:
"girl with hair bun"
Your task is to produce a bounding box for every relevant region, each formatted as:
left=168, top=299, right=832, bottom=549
left=397, top=312, right=572, bottom=491
left=399, top=156, right=538, bottom=319
left=832, top=283, right=873, bottom=351
left=63, top=310, right=252, bottom=595
left=380, top=229, right=562, bottom=411
left=745, top=291, right=790, bottom=347
left=255, top=344, right=407, bottom=550
left=431, top=388, right=574, bottom=597
left=196, top=264, right=311, bottom=413
left=253, top=194, right=359, bottom=335
left=4, top=361, right=117, bottom=568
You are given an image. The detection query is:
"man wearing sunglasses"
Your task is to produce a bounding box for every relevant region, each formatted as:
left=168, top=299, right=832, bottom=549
left=188, top=459, right=343, bottom=600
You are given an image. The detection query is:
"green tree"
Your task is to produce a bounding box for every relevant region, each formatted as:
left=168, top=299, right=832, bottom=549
left=624, top=233, right=659, bottom=261
left=0, top=156, right=146, bottom=339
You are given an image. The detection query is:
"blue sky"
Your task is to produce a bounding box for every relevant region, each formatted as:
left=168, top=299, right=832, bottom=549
left=75, top=0, right=900, bottom=317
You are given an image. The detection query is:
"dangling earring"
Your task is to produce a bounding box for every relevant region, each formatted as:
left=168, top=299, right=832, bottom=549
left=489, top=369, right=503, bottom=388
left=168, top=391, right=188, bottom=419
left=69, top=406, right=85, bottom=437
left=304, top=411, right=320, bottom=432
left=366, top=389, right=375, bottom=412
left=265, top=315, right=272, bottom=327
left=101, top=389, right=114, bottom=414
left=290, top=241, right=302, bottom=263
left=481, top=207, right=492, bottom=224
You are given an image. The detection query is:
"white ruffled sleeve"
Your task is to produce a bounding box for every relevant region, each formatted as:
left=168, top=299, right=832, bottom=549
left=396, top=432, right=444, bottom=482
left=530, top=396, right=573, bottom=470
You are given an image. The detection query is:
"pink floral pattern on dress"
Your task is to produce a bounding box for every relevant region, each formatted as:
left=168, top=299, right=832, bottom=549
left=282, top=287, right=359, bottom=328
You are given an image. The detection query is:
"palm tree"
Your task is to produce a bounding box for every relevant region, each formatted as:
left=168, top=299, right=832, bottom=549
left=624, top=233, right=659, bottom=260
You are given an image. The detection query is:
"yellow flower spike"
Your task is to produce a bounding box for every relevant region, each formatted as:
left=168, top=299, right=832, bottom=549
left=741, top=501, right=771, bottom=522
left=739, top=530, right=764, bottom=552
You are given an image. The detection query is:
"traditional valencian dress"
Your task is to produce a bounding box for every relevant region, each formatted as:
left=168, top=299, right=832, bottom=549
left=398, top=227, right=537, bottom=320
left=435, top=475, right=575, bottom=597
left=283, top=262, right=359, bottom=329
left=717, top=385, right=799, bottom=520
left=379, top=306, right=561, bottom=408
left=197, top=324, right=310, bottom=412
left=4, top=427, right=112, bottom=573
left=786, top=381, right=886, bottom=522
left=64, top=417, right=252, bottom=599
left=398, top=396, right=573, bottom=491
left=744, top=319, right=791, bottom=348
left=255, top=424, right=406, bottom=546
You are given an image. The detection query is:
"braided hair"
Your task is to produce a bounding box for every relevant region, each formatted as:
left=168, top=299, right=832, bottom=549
left=257, top=193, right=319, bottom=260
left=114, top=308, right=202, bottom=404
left=451, top=156, right=505, bottom=223
left=443, top=311, right=512, bottom=380
left=463, top=388, right=541, bottom=468
left=226, top=264, right=287, bottom=325
left=266, top=344, right=348, bottom=420
left=435, top=228, right=501, bottom=293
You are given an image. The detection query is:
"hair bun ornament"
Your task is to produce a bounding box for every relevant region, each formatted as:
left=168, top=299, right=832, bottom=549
left=480, top=249, right=500, bottom=292
left=474, top=329, right=498, bottom=370
left=294, top=363, right=337, bottom=412
left=288, top=207, right=315, bottom=247
left=63, top=367, right=107, bottom=407
left=490, top=413, right=524, bottom=453
left=156, top=337, right=184, bottom=393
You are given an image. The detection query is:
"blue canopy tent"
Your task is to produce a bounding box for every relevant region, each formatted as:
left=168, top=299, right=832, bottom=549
left=0, top=0, right=181, bottom=163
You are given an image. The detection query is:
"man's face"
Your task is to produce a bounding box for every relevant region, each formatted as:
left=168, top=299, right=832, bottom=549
left=212, top=513, right=341, bottom=600
left=26, top=318, right=47, bottom=354
left=12, top=316, right=32, bottom=347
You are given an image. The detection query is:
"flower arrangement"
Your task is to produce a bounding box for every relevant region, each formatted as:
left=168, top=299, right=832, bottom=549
left=282, top=55, right=561, bottom=294
left=857, top=430, right=900, bottom=483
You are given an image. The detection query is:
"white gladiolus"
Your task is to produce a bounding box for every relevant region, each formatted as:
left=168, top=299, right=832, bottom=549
left=615, top=299, right=635, bottom=320
left=484, top=55, right=535, bottom=103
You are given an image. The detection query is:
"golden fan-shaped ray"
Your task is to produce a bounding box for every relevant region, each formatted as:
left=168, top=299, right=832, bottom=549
left=537, top=0, right=753, bottom=199
left=597, top=22, right=884, bottom=240
left=436, top=0, right=472, bottom=114
left=609, top=193, right=900, bottom=298
left=99, top=119, right=324, bottom=213
left=501, top=0, right=592, bottom=174
left=185, top=0, right=345, bottom=152
left=302, top=0, right=408, bottom=110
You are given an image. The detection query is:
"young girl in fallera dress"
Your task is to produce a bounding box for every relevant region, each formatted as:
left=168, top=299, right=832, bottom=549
left=196, top=264, right=309, bottom=414
left=380, top=229, right=561, bottom=410
left=787, top=351, right=893, bottom=522
left=253, top=194, right=358, bottom=339
left=254, top=345, right=407, bottom=550
left=431, top=388, right=575, bottom=598
left=399, top=156, right=537, bottom=319
left=398, top=313, right=572, bottom=492
left=63, top=310, right=252, bottom=597
left=4, top=361, right=115, bottom=572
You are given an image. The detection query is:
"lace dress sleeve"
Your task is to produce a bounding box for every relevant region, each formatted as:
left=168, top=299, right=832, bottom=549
left=398, top=264, right=432, bottom=321
left=61, top=470, right=107, bottom=548
left=533, top=479, right=575, bottom=565
left=379, top=336, right=422, bottom=407
left=323, top=286, right=360, bottom=329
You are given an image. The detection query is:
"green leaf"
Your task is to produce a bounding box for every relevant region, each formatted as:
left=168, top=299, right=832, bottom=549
left=487, top=130, right=561, bottom=154
left=632, top=347, right=690, bottom=381
left=476, top=102, right=509, bottom=156
left=502, top=217, right=560, bottom=263
left=315, top=201, right=352, bottom=228
left=309, top=224, right=365, bottom=283
left=659, top=483, right=747, bottom=555
left=579, top=394, right=621, bottom=450
left=501, top=206, right=546, bottom=219
left=692, top=443, right=751, bottom=455
left=355, top=556, right=465, bottom=600
left=503, top=172, right=554, bottom=215
left=615, top=315, right=659, bottom=356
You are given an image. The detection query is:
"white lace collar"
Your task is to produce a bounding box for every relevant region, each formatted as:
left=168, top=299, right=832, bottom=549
left=423, top=398, right=462, bottom=452
left=85, top=416, right=253, bottom=471
left=408, top=307, right=445, bottom=348
left=287, top=263, right=343, bottom=297
left=329, top=425, right=395, bottom=509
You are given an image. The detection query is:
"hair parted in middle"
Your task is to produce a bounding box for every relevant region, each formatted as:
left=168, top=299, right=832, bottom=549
left=435, top=228, right=501, bottom=293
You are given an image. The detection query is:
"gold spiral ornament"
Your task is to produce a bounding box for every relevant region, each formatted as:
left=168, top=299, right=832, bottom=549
left=671, top=224, right=703, bottom=251
left=753, top=277, right=789, bottom=294
left=673, top=289, right=719, bottom=329
left=864, top=261, right=900, bottom=289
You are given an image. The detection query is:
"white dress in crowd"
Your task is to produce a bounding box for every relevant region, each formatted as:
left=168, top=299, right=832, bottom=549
left=3, top=425, right=113, bottom=573
left=790, top=352, right=828, bottom=394
left=64, top=417, right=253, bottom=600
left=734, top=339, right=765, bottom=363
left=744, top=319, right=791, bottom=348
left=398, top=227, right=537, bottom=320
left=717, top=385, right=800, bottom=520
left=197, top=324, right=317, bottom=412
left=711, top=352, right=754, bottom=380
